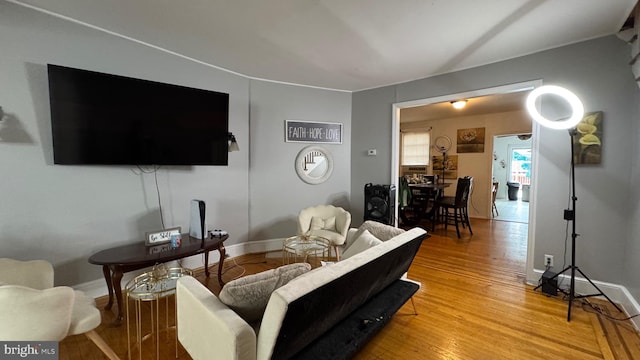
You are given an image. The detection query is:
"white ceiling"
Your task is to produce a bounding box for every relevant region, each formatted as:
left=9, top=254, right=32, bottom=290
left=12, top=0, right=637, bottom=92
left=400, top=91, right=530, bottom=123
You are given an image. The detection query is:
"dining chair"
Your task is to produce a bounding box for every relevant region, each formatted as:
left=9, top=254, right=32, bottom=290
left=422, top=187, right=441, bottom=231
left=399, top=183, right=441, bottom=230
left=492, top=181, right=499, bottom=217
left=438, top=177, right=473, bottom=238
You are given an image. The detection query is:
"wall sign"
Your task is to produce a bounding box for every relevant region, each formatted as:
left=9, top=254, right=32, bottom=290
left=145, top=226, right=181, bottom=246
left=285, top=120, right=342, bottom=144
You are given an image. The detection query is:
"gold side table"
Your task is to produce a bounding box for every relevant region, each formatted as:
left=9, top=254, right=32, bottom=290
left=283, top=235, right=330, bottom=266
left=125, top=264, right=193, bottom=360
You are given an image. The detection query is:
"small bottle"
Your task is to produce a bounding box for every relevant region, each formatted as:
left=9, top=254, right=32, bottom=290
left=171, top=234, right=182, bottom=248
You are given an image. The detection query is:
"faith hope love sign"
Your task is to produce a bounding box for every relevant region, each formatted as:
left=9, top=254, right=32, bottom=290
left=285, top=120, right=342, bottom=144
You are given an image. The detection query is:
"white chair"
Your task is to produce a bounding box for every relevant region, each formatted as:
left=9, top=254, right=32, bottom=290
left=0, top=258, right=119, bottom=359
left=298, top=205, right=351, bottom=260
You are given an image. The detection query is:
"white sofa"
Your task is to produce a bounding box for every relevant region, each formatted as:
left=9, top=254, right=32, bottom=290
left=177, top=225, right=427, bottom=360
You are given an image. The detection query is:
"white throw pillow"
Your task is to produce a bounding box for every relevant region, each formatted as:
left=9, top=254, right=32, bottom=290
left=310, top=216, right=336, bottom=232
left=218, top=262, right=311, bottom=323
left=341, top=230, right=382, bottom=259
left=348, top=221, right=406, bottom=249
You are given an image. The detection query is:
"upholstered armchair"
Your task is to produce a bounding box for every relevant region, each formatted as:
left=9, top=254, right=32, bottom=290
left=0, top=258, right=119, bottom=359
left=297, top=205, right=351, bottom=260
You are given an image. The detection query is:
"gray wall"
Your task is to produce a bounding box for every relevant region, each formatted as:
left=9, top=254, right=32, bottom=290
left=248, top=80, right=351, bottom=240
left=0, top=2, right=351, bottom=286
left=627, top=100, right=640, bottom=301
left=352, top=36, right=640, bottom=295
left=350, top=86, right=397, bottom=225
left=4, top=0, right=639, bottom=302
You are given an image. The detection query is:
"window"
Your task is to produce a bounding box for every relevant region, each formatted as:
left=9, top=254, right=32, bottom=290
left=509, top=147, right=531, bottom=185
left=401, top=131, right=430, bottom=165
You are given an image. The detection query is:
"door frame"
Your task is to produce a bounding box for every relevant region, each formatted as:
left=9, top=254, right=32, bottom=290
left=391, top=80, right=543, bottom=284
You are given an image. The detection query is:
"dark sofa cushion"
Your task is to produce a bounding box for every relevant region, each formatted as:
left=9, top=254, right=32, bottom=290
left=292, top=279, right=420, bottom=360
left=269, top=230, right=427, bottom=360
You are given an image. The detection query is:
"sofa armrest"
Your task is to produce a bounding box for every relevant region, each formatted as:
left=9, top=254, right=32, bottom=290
left=177, top=276, right=257, bottom=360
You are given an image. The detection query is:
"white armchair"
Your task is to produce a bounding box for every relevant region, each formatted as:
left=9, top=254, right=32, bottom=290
left=298, top=205, right=351, bottom=260
left=0, top=258, right=119, bottom=359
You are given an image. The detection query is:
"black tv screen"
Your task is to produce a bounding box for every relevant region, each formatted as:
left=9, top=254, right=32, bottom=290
left=48, top=64, right=229, bottom=165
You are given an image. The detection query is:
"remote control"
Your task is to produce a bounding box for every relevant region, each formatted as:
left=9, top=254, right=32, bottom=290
left=209, top=229, right=228, bottom=237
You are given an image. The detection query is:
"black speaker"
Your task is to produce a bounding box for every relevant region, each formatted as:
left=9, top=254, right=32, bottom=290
left=541, top=270, right=558, bottom=296
left=364, top=183, right=396, bottom=225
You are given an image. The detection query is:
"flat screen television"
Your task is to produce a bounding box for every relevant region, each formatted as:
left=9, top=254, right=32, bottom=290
left=48, top=64, right=229, bottom=165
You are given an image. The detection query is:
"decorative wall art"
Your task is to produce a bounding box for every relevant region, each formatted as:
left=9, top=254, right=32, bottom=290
left=573, top=111, right=603, bottom=165
left=432, top=154, right=458, bottom=179
left=285, top=120, right=343, bottom=144
left=457, top=127, right=485, bottom=153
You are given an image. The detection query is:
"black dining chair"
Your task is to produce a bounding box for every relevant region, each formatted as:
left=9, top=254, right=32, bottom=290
left=399, top=186, right=430, bottom=227
left=438, top=177, right=473, bottom=238
left=422, top=186, right=441, bottom=231
left=398, top=177, right=440, bottom=229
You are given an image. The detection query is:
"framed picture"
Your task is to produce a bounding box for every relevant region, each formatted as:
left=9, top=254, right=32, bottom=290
left=457, top=127, right=485, bottom=153
left=145, top=227, right=181, bottom=246
left=573, top=111, right=603, bottom=165
left=432, top=154, right=458, bottom=179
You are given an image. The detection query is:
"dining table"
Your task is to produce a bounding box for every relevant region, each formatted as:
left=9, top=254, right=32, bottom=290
left=408, top=182, right=451, bottom=191
left=404, top=182, right=452, bottom=227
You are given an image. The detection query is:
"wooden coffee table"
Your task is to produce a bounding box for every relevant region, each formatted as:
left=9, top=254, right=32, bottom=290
left=89, top=234, right=228, bottom=325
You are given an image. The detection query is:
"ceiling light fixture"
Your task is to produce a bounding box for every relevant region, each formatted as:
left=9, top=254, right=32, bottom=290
left=450, top=100, right=467, bottom=109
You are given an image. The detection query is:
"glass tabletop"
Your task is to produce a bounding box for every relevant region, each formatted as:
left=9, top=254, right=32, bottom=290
left=125, top=266, right=193, bottom=301
left=283, top=235, right=330, bottom=255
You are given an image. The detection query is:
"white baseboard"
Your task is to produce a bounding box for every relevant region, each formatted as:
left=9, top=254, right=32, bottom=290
left=75, top=238, right=286, bottom=300
left=529, top=269, right=640, bottom=330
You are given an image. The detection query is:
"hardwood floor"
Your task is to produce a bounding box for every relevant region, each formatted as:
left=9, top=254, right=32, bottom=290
left=61, top=219, right=640, bottom=359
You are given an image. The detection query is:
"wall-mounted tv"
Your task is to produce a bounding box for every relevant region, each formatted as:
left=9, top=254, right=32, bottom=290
left=48, top=64, right=229, bottom=165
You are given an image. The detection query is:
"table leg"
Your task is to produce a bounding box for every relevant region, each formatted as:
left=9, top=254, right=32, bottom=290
left=111, top=266, right=124, bottom=325
left=102, top=265, right=114, bottom=310
left=204, top=251, right=210, bottom=277
left=217, top=244, right=226, bottom=287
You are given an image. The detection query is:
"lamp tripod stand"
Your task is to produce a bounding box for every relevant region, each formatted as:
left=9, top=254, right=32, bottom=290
left=441, top=152, right=447, bottom=185
left=534, top=129, right=623, bottom=321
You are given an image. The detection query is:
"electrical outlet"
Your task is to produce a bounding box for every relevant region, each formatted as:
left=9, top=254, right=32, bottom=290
left=544, top=254, right=554, bottom=267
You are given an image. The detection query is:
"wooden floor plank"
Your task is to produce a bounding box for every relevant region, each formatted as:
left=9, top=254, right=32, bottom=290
left=60, top=219, right=639, bottom=359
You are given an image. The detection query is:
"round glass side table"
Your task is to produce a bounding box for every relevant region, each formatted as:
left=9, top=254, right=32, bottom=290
left=125, top=264, right=193, bottom=360
left=282, top=235, right=330, bottom=266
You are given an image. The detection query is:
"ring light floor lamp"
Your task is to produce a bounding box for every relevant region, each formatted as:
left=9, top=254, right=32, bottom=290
left=528, top=85, right=623, bottom=322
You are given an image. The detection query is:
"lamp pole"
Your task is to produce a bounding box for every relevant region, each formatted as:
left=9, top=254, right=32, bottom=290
left=527, top=85, right=622, bottom=321
left=441, top=152, right=446, bottom=185
left=546, top=129, right=622, bottom=321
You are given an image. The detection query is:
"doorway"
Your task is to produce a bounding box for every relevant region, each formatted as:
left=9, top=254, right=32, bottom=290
left=492, top=134, right=531, bottom=223
left=391, top=80, right=542, bottom=284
